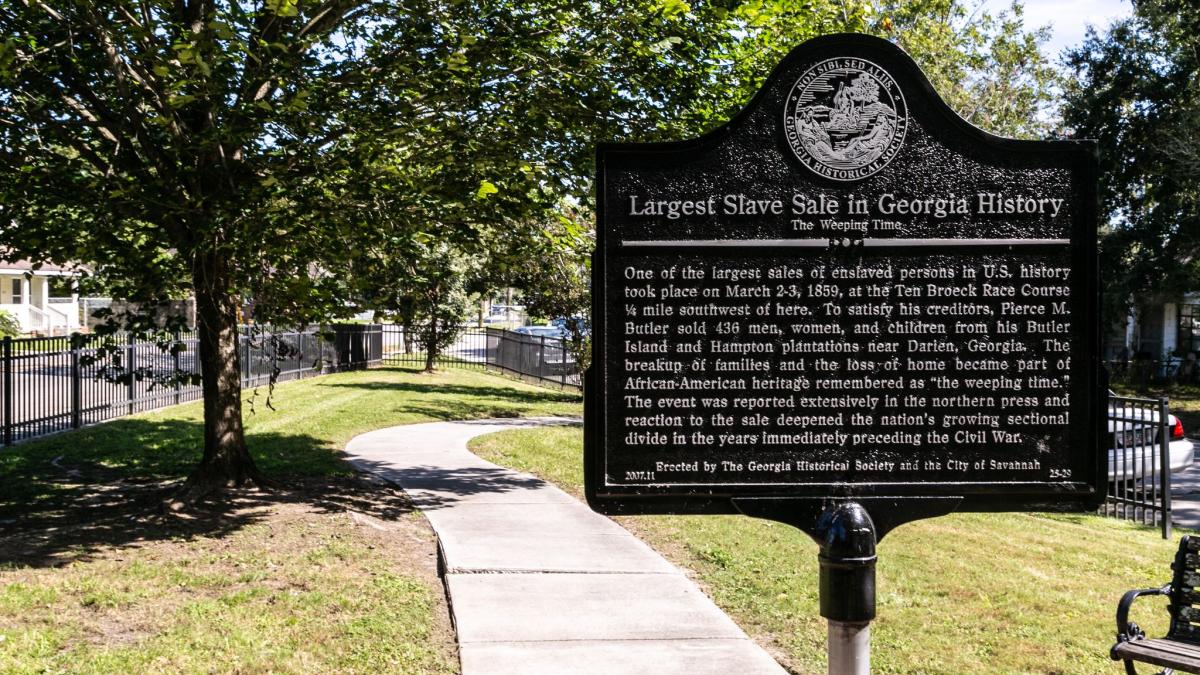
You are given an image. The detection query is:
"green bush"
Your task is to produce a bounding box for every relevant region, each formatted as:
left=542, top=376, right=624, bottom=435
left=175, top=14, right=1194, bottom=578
left=0, top=309, right=21, bottom=338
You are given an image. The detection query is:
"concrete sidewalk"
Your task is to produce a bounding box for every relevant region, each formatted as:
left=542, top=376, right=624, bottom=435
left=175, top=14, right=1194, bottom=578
left=344, top=417, right=785, bottom=675
left=1171, top=441, right=1200, bottom=529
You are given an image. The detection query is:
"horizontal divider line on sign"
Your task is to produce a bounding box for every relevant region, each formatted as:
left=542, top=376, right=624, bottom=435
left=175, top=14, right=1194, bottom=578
left=620, top=238, right=1071, bottom=248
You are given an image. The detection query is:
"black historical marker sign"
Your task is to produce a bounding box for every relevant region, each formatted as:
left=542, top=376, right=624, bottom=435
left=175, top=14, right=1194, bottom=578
left=585, top=34, right=1101, bottom=522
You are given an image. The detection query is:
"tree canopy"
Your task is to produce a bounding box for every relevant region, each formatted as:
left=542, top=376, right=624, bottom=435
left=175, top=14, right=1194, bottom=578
left=0, top=0, right=1063, bottom=500
left=1062, top=0, right=1200, bottom=316
left=503, top=0, right=1061, bottom=359
left=0, top=0, right=752, bottom=498
left=665, top=0, right=1059, bottom=142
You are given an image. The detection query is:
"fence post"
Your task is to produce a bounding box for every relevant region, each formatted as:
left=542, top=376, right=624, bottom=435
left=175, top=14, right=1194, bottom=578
left=1160, top=397, right=1173, bottom=540
left=297, top=330, right=306, bottom=379
left=243, top=327, right=252, bottom=387
left=3, top=336, right=11, bottom=446
left=1103, top=394, right=1111, bottom=518
left=173, top=331, right=182, bottom=406
left=71, top=341, right=82, bottom=429
left=538, top=336, right=546, bottom=383
left=126, top=332, right=136, bottom=414
left=316, top=331, right=323, bottom=376
left=561, top=337, right=567, bottom=389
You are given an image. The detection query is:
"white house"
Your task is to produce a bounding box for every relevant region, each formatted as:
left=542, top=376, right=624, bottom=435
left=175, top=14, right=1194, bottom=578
left=1110, top=293, right=1200, bottom=359
left=1103, top=292, right=1200, bottom=384
left=0, top=258, right=82, bottom=335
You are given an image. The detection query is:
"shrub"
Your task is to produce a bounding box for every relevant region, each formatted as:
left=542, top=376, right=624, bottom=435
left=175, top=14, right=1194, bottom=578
left=0, top=310, right=21, bottom=338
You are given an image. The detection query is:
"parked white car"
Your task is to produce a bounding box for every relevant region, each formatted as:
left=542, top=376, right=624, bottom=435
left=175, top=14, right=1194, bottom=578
left=512, top=325, right=570, bottom=340
left=1108, top=399, right=1194, bottom=481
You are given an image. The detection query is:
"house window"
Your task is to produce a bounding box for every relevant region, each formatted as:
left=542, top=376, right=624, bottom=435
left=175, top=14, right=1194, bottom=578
left=1179, top=304, right=1200, bottom=355
left=10, top=279, right=22, bottom=304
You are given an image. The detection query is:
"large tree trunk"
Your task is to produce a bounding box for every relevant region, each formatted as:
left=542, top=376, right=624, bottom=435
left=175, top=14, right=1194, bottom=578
left=175, top=252, right=262, bottom=503
left=402, top=322, right=412, bottom=353
left=424, top=319, right=438, bottom=373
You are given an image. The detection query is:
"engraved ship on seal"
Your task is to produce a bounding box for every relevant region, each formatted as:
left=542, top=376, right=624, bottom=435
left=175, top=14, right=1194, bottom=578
left=793, top=68, right=901, bottom=170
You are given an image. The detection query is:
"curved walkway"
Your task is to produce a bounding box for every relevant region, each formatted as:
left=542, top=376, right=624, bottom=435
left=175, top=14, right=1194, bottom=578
left=344, top=417, right=785, bottom=675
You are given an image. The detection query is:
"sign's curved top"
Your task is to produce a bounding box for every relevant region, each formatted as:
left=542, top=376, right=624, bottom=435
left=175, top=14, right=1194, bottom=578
left=598, top=33, right=1094, bottom=165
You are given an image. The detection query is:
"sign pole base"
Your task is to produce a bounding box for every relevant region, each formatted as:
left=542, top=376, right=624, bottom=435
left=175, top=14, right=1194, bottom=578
left=814, top=501, right=876, bottom=675
left=828, top=620, right=870, bottom=675
left=730, top=497, right=960, bottom=673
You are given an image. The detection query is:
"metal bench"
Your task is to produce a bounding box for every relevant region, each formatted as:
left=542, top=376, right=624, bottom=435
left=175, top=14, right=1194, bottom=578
left=1113, top=536, right=1200, bottom=673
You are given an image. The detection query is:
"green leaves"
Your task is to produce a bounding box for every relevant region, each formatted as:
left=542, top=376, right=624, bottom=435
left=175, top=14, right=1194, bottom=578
left=0, top=0, right=1063, bottom=370
left=474, top=180, right=499, bottom=200
left=446, top=50, right=470, bottom=72
left=265, top=0, right=300, bottom=18
left=0, top=38, right=18, bottom=80
left=1062, top=0, right=1200, bottom=315
left=167, top=94, right=196, bottom=108
left=679, top=0, right=1057, bottom=141
left=208, top=20, right=236, bottom=41
left=657, top=0, right=691, bottom=19
left=649, top=36, right=683, bottom=54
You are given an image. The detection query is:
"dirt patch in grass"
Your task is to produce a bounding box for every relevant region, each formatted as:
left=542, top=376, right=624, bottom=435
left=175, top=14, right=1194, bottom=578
left=0, top=474, right=458, bottom=673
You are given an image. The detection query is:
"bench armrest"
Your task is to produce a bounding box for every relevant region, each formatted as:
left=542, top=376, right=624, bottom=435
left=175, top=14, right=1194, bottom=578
left=1112, top=585, right=1171, bottom=674
left=1108, top=581, right=1176, bottom=672
left=1116, top=586, right=1170, bottom=642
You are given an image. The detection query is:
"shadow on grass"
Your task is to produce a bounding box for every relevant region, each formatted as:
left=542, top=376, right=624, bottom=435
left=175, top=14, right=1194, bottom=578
left=0, top=417, right=411, bottom=569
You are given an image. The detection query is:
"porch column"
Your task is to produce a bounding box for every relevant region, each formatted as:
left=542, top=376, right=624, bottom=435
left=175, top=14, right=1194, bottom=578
left=1125, top=309, right=1135, bottom=353
left=1164, top=303, right=1178, bottom=355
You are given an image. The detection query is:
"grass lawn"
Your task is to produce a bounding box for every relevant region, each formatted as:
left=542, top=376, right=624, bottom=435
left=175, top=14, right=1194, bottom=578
left=0, top=366, right=581, bottom=674
left=472, top=426, right=1187, bottom=675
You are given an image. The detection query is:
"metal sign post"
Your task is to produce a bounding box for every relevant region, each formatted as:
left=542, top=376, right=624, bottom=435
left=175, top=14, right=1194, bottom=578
left=729, top=496, right=959, bottom=673
left=816, top=502, right=876, bottom=675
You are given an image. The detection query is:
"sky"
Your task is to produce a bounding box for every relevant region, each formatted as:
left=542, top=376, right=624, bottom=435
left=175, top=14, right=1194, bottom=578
left=978, top=0, right=1131, bottom=60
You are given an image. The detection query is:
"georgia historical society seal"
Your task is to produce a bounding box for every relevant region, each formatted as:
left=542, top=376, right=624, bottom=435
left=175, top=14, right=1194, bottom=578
left=784, top=58, right=908, bottom=181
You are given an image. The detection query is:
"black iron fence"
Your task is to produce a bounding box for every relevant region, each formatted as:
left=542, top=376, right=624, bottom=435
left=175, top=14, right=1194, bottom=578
left=381, top=325, right=489, bottom=372
left=1104, top=394, right=1174, bottom=539
left=0, top=325, right=381, bottom=445
left=1107, top=357, right=1199, bottom=388
left=0, top=323, right=580, bottom=446
left=381, top=325, right=582, bottom=391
